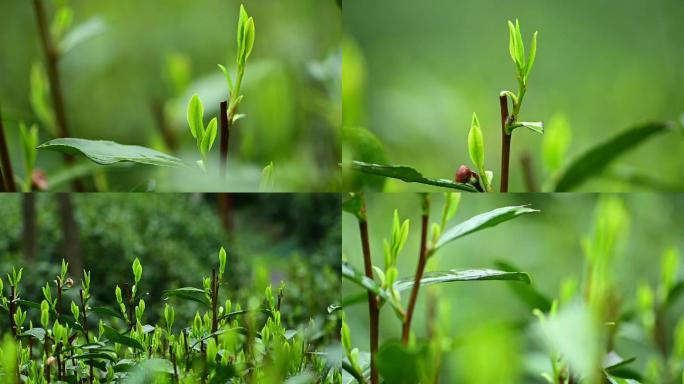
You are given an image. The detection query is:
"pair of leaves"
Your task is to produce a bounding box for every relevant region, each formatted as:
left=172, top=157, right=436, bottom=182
left=187, top=95, right=218, bottom=160
left=507, top=19, right=538, bottom=83
left=236, top=5, right=256, bottom=67
left=38, top=138, right=185, bottom=168
left=346, top=161, right=478, bottom=192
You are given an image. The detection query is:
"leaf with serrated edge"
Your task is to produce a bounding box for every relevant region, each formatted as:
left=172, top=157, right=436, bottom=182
left=434, top=205, right=538, bottom=250
left=37, top=138, right=185, bottom=168
left=348, top=161, right=478, bottom=192
left=393, top=269, right=530, bottom=292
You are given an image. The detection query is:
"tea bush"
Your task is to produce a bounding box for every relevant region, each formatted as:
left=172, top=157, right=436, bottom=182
left=0, top=250, right=341, bottom=383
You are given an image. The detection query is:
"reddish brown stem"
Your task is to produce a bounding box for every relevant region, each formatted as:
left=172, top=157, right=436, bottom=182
left=500, top=94, right=511, bottom=192
left=56, top=280, right=63, bottom=318
left=32, top=0, right=83, bottom=191
left=219, top=101, right=230, bottom=177
left=9, top=286, right=17, bottom=337
left=0, top=107, right=16, bottom=192
left=402, top=196, right=430, bottom=343
left=358, top=194, right=379, bottom=384
left=211, top=268, right=219, bottom=343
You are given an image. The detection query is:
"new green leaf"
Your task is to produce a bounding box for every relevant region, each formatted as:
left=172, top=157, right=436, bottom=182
left=434, top=205, right=538, bottom=250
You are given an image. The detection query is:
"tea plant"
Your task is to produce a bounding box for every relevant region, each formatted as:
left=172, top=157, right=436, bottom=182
left=0, top=248, right=341, bottom=383
left=345, top=20, right=681, bottom=192
left=0, top=2, right=276, bottom=192
left=341, top=192, right=537, bottom=383
left=500, top=196, right=684, bottom=383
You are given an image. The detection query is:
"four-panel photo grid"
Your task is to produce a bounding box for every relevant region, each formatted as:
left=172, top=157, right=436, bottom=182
left=1, top=0, right=683, bottom=383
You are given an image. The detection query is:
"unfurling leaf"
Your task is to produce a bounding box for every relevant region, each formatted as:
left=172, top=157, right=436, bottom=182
left=218, top=64, right=234, bottom=92
left=218, top=247, right=227, bottom=279
left=525, top=31, right=538, bottom=81
left=201, top=117, right=218, bottom=156
left=468, top=112, right=485, bottom=177
left=187, top=95, right=204, bottom=139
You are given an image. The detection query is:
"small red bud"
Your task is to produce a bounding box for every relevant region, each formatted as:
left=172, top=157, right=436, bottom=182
left=455, top=165, right=472, bottom=183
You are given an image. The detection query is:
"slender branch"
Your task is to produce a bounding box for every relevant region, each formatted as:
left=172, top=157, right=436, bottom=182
left=56, top=279, right=63, bottom=318
left=211, top=268, right=219, bottom=343
left=0, top=107, right=16, bottom=192
left=9, top=286, right=17, bottom=337
left=519, top=151, right=538, bottom=192
left=32, top=0, right=83, bottom=191
left=219, top=101, right=230, bottom=177
left=499, top=94, right=511, bottom=192
left=357, top=193, right=379, bottom=384
left=402, top=194, right=430, bottom=343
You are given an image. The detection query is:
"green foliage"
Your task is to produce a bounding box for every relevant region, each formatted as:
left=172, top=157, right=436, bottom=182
left=467, top=112, right=488, bottom=190
left=348, top=161, right=478, bottom=192
left=0, top=251, right=339, bottom=383
left=341, top=126, right=388, bottom=191
left=29, top=63, right=55, bottom=135
left=186, top=94, right=218, bottom=170
left=342, top=195, right=534, bottom=383
left=554, top=122, right=671, bottom=191
left=542, top=114, right=572, bottom=175
left=37, top=138, right=185, bottom=167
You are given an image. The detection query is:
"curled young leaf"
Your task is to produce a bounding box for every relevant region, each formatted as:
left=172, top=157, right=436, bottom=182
left=468, top=112, right=485, bottom=175
left=244, top=17, right=255, bottom=60
left=201, top=117, right=218, bottom=156
left=217, top=64, right=234, bottom=93
left=525, top=31, right=538, bottom=81
left=187, top=95, right=204, bottom=139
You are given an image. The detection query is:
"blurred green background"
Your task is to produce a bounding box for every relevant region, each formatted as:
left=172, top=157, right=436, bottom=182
left=0, top=0, right=341, bottom=191
left=342, top=0, right=684, bottom=192
left=342, top=193, right=684, bottom=382
left=0, top=193, right=340, bottom=332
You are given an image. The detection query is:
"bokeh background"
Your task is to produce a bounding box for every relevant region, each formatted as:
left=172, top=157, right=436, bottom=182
left=342, top=0, right=684, bottom=192
left=0, top=193, right=340, bottom=332
left=342, top=193, right=684, bottom=382
left=0, top=0, right=341, bottom=191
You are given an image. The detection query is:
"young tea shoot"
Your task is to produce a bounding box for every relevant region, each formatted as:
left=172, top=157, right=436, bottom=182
left=0, top=248, right=340, bottom=383
left=341, top=192, right=536, bottom=383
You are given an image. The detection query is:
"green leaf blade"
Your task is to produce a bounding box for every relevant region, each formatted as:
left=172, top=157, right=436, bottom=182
left=102, top=325, right=144, bottom=351
left=434, top=205, right=538, bottom=250
left=347, top=161, right=478, bottom=192
left=554, top=122, right=671, bottom=191
left=393, top=269, right=531, bottom=293
left=37, top=138, right=185, bottom=168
